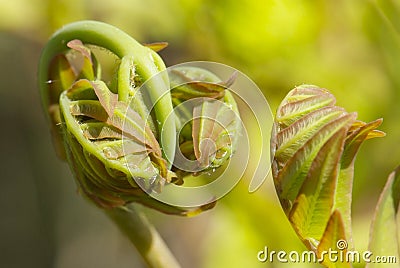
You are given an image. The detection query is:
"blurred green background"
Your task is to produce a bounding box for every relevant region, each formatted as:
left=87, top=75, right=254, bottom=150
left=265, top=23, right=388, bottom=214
left=1, top=0, right=399, bottom=267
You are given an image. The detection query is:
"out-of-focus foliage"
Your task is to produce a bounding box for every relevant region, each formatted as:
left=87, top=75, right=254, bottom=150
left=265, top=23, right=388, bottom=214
left=367, top=166, right=400, bottom=268
left=0, top=0, right=399, bottom=267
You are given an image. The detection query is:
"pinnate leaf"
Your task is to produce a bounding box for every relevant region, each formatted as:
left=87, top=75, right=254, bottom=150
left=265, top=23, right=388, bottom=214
left=272, top=85, right=385, bottom=264
left=317, top=210, right=350, bottom=268
left=289, top=128, right=347, bottom=243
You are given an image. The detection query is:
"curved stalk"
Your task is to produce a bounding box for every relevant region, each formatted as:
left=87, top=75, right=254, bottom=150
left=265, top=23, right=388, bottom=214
left=105, top=206, right=181, bottom=268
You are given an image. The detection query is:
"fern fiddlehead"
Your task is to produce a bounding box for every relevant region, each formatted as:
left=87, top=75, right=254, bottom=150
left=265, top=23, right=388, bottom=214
left=38, top=20, right=241, bottom=216
left=38, top=20, right=244, bottom=268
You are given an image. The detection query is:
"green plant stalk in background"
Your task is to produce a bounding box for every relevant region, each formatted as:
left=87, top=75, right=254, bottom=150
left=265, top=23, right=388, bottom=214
left=105, top=206, right=181, bottom=268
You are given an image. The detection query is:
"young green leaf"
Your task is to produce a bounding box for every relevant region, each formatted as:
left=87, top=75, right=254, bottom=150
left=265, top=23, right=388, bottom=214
left=317, top=210, right=350, bottom=268
left=143, top=42, right=168, bottom=52
left=366, top=166, right=400, bottom=268
left=170, top=67, right=241, bottom=177
left=272, top=85, right=385, bottom=261
left=334, top=119, right=385, bottom=244
left=289, top=128, right=347, bottom=244
left=274, top=112, right=356, bottom=209
left=67, top=39, right=97, bottom=80
left=192, top=99, right=236, bottom=168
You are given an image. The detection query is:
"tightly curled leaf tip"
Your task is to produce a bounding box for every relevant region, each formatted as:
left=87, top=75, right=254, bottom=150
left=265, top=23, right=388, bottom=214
left=67, top=39, right=92, bottom=64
